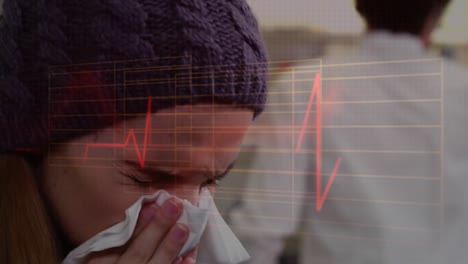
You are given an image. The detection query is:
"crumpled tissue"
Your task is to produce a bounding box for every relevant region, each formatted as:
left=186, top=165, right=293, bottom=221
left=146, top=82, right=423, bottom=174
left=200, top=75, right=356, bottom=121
left=62, top=188, right=249, bottom=264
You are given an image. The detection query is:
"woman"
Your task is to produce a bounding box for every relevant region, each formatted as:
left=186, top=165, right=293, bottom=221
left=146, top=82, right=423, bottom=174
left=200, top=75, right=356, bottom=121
left=0, top=0, right=268, bottom=263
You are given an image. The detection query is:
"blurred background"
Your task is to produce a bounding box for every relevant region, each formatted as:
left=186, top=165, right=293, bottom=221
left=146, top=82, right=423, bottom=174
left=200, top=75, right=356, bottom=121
left=248, top=0, right=468, bottom=65
left=214, top=0, right=468, bottom=263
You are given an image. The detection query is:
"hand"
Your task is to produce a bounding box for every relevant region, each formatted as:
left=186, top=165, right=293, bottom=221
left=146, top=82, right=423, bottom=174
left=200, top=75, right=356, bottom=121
left=85, top=197, right=196, bottom=264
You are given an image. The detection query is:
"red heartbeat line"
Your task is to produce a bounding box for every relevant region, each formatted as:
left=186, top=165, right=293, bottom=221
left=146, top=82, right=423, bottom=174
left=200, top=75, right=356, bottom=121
left=84, top=97, right=152, bottom=168
left=83, top=73, right=340, bottom=211
left=295, top=72, right=342, bottom=212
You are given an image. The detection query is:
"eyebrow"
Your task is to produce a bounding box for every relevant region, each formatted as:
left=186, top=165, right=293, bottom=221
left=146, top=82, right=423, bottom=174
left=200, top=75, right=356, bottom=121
left=122, top=160, right=236, bottom=182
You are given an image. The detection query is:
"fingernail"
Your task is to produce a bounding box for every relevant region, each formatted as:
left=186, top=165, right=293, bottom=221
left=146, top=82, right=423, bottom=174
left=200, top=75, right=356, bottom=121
left=186, top=257, right=196, bottom=264
left=170, top=223, right=189, bottom=243
left=162, top=198, right=182, bottom=219
left=172, top=256, right=183, bottom=264
left=139, top=204, right=157, bottom=222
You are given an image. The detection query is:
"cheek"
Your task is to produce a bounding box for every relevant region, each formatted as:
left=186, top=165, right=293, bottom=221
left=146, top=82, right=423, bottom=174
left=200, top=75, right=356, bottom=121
left=44, top=166, right=141, bottom=245
left=212, top=129, right=248, bottom=163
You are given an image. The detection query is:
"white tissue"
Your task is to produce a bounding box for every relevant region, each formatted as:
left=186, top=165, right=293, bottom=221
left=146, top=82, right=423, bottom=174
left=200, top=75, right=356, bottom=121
left=62, top=188, right=249, bottom=264
left=195, top=191, right=251, bottom=264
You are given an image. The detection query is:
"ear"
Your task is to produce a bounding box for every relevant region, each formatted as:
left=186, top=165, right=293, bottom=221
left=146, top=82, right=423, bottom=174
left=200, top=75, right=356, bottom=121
left=420, top=8, right=444, bottom=47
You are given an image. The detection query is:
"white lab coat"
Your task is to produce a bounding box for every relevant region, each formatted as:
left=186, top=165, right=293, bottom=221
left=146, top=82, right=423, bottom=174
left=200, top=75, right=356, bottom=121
left=228, top=31, right=468, bottom=264
left=299, top=31, right=468, bottom=264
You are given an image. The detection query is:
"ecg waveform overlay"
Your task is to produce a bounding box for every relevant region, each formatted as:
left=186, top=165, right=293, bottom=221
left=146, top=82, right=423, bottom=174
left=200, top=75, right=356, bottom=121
left=217, top=58, right=444, bottom=250
left=79, top=72, right=342, bottom=212
left=47, top=58, right=444, bottom=248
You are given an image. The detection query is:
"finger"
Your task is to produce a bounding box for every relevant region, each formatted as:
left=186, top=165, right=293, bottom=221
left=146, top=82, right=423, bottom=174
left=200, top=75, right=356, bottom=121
left=85, top=247, right=123, bottom=264
left=117, top=197, right=183, bottom=264
left=181, top=246, right=198, bottom=261
left=172, top=256, right=183, bottom=264
left=172, top=245, right=197, bottom=264
left=148, top=223, right=189, bottom=264
left=133, top=202, right=158, bottom=237
left=180, top=256, right=196, bottom=264
left=85, top=203, right=156, bottom=264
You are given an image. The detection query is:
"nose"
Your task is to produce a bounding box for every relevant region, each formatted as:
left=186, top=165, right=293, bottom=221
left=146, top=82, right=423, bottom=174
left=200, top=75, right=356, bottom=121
left=164, top=149, right=218, bottom=206
left=166, top=183, right=203, bottom=206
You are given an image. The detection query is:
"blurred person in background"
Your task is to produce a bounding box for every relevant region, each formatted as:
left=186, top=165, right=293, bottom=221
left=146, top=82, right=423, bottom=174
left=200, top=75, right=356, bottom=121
left=225, top=31, right=328, bottom=264
left=299, top=0, right=468, bottom=263
left=228, top=0, right=468, bottom=263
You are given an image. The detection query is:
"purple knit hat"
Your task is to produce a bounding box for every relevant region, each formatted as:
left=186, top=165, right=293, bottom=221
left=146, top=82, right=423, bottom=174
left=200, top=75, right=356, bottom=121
left=0, top=0, right=268, bottom=152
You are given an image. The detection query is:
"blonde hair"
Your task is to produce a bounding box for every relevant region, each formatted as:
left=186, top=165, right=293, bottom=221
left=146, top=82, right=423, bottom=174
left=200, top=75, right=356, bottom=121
left=0, top=154, right=60, bottom=263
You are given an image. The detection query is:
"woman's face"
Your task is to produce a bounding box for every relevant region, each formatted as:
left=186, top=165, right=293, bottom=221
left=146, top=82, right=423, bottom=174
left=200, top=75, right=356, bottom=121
left=42, top=104, right=253, bottom=245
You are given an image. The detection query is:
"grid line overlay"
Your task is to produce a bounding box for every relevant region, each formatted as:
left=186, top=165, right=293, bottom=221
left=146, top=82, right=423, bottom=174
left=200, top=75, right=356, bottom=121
left=47, top=57, right=444, bottom=246
left=220, top=58, right=444, bottom=246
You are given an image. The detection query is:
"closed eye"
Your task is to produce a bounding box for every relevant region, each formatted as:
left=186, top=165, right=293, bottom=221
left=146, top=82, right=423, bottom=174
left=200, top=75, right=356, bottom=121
left=119, top=160, right=236, bottom=188
left=200, top=164, right=234, bottom=188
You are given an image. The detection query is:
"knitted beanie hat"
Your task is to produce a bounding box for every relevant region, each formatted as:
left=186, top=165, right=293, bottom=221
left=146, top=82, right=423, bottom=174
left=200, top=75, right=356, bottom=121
left=0, top=0, right=268, bottom=152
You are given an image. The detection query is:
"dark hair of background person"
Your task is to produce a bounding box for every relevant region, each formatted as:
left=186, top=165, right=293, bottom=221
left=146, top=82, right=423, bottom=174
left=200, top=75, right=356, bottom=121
left=356, top=0, right=452, bottom=35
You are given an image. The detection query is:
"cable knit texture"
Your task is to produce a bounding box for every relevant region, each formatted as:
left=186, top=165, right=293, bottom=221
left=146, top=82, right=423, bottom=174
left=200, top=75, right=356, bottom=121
left=0, top=0, right=268, bottom=152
